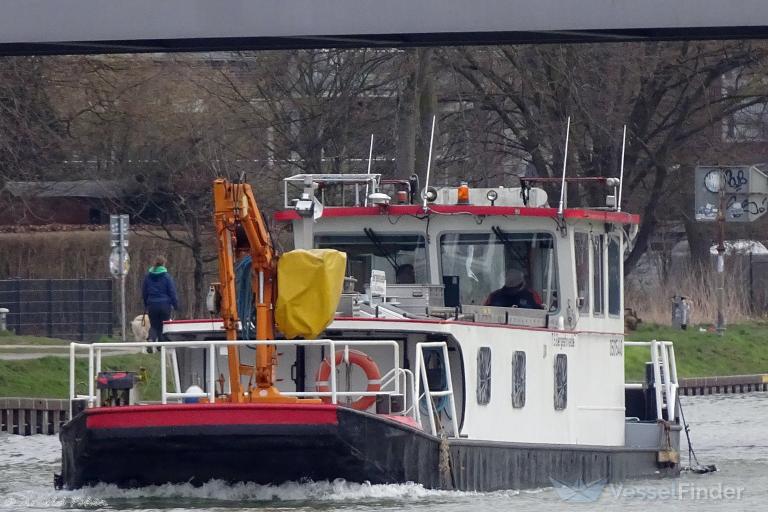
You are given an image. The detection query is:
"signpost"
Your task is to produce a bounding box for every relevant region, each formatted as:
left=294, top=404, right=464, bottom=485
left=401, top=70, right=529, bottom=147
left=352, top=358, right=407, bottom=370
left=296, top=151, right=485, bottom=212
left=694, top=165, right=768, bottom=335
left=109, top=214, right=130, bottom=342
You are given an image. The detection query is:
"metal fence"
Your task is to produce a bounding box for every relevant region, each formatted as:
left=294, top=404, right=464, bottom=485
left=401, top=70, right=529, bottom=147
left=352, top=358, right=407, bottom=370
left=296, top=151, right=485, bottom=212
left=0, top=279, right=113, bottom=340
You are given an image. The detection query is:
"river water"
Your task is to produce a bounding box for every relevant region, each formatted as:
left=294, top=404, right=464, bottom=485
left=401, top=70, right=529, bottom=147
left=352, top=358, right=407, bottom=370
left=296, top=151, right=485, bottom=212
left=1, top=393, right=766, bottom=511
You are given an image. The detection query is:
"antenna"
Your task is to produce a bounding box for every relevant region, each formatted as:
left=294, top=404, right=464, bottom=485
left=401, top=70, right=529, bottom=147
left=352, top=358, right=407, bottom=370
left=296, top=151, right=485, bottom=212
left=422, top=115, right=437, bottom=210
left=557, top=116, right=571, bottom=216
left=617, top=125, right=627, bottom=212
left=364, top=134, right=374, bottom=207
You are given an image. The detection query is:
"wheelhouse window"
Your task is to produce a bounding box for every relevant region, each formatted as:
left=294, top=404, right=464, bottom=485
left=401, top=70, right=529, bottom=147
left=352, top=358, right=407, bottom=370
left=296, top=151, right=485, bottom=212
left=315, top=232, right=427, bottom=292
left=511, top=351, right=526, bottom=408
left=440, top=232, right=558, bottom=310
left=554, top=354, right=567, bottom=410
left=592, top=234, right=604, bottom=315
left=477, top=347, right=492, bottom=405
left=608, top=236, right=621, bottom=316
left=574, top=232, right=590, bottom=314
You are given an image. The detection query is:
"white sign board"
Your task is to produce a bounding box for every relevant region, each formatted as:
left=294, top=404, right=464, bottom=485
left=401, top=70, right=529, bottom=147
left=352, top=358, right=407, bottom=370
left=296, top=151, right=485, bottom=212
left=370, top=269, right=387, bottom=297
left=695, top=165, right=768, bottom=223
left=110, top=214, right=130, bottom=247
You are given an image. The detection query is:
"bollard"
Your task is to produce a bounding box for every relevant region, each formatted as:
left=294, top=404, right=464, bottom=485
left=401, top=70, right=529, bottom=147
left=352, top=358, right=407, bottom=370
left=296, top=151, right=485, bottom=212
left=0, top=307, right=8, bottom=331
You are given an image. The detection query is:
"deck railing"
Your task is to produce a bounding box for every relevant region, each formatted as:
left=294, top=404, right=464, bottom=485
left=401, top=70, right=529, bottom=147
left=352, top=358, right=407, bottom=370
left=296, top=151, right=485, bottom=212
left=68, top=339, right=418, bottom=424
left=624, top=340, right=679, bottom=421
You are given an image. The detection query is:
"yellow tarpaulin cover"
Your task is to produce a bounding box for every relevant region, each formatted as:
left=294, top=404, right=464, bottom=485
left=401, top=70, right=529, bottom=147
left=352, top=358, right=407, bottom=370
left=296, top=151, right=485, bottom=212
left=275, top=249, right=346, bottom=339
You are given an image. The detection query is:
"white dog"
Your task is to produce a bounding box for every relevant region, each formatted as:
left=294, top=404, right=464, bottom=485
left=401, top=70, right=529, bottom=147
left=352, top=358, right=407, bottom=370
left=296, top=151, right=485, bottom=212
left=130, top=314, right=150, bottom=342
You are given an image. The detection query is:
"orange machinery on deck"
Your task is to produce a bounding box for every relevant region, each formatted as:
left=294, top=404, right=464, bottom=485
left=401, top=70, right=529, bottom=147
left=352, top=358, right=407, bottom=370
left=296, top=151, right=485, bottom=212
left=213, top=179, right=313, bottom=404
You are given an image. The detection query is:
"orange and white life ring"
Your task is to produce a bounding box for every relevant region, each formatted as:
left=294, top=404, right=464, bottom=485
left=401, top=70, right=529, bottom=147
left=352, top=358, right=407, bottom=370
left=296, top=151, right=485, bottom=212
left=315, top=349, right=381, bottom=411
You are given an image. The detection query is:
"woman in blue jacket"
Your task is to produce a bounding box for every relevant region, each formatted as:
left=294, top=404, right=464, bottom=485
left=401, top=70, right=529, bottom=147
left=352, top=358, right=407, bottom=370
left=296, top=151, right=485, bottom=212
left=141, top=255, right=179, bottom=349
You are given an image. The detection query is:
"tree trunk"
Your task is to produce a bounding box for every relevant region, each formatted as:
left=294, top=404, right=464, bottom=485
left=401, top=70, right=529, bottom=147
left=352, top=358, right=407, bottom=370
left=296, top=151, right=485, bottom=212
left=414, top=48, right=437, bottom=183
left=682, top=217, right=712, bottom=275
left=394, top=50, right=418, bottom=179
left=624, top=164, right=668, bottom=276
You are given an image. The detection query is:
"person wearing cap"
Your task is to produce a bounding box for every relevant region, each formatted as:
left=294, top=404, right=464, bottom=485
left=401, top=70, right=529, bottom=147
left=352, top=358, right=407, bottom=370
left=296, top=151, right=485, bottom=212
left=484, top=268, right=543, bottom=309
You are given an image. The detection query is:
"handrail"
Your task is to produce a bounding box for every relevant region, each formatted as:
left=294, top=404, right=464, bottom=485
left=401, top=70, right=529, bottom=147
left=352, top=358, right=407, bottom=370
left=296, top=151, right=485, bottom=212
left=624, top=340, right=679, bottom=421
left=68, top=338, right=415, bottom=422
left=414, top=341, right=459, bottom=437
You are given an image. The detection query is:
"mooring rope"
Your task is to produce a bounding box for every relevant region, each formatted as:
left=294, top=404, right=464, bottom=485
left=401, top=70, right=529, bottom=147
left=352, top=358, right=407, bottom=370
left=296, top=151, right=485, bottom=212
left=676, top=395, right=717, bottom=474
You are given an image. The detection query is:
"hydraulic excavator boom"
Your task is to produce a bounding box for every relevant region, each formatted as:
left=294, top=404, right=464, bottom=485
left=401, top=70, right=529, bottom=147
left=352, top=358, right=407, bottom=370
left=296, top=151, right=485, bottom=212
left=213, top=179, right=297, bottom=403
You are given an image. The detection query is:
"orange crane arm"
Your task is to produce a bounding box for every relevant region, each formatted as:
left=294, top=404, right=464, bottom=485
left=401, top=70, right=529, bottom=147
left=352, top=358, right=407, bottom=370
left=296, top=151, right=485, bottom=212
left=213, top=179, right=281, bottom=402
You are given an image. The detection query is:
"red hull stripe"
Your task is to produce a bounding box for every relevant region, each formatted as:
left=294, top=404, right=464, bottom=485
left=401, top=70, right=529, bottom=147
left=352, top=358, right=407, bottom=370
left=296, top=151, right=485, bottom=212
left=85, top=403, right=339, bottom=429
left=274, top=205, right=640, bottom=225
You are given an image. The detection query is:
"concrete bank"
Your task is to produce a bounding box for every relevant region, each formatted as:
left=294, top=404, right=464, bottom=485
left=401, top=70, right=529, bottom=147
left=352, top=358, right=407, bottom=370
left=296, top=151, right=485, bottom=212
left=0, top=397, right=67, bottom=435
left=679, top=374, right=768, bottom=395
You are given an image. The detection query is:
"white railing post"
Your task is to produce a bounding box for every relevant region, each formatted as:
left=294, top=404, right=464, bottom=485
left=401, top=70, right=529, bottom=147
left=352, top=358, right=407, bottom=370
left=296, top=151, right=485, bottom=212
left=170, top=349, right=181, bottom=395
left=414, top=345, right=422, bottom=406
left=69, top=343, right=76, bottom=419
left=160, top=345, right=167, bottom=404
left=441, top=343, right=460, bottom=436
left=650, top=340, right=663, bottom=420
left=208, top=343, right=216, bottom=403
left=660, top=342, right=674, bottom=421
left=415, top=343, right=437, bottom=436
left=94, top=346, right=102, bottom=408
left=406, top=369, right=420, bottom=425
left=87, top=344, right=94, bottom=407
left=393, top=343, right=400, bottom=395
left=329, top=340, right=337, bottom=404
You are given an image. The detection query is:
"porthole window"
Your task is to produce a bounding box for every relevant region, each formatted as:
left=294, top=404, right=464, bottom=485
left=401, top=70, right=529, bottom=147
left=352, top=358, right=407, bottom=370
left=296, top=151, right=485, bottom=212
left=554, top=354, right=568, bottom=410
left=511, top=351, right=526, bottom=408
left=477, top=347, right=492, bottom=405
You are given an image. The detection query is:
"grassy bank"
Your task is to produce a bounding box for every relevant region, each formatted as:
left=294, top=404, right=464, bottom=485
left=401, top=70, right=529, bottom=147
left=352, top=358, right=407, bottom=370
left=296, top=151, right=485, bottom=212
left=0, top=331, right=70, bottom=345
left=0, top=353, right=163, bottom=400
left=625, top=322, right=768, bottom=381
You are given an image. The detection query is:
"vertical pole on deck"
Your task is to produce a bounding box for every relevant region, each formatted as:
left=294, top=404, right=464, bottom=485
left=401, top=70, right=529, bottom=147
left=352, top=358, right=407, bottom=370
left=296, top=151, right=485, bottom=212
left=557, top=116, right=571, bottom=216
left=617, top=125, right=627, bottom=212
left=422, top=116, right=436, bottom=210
left=364, top=134, right=374, bottom=207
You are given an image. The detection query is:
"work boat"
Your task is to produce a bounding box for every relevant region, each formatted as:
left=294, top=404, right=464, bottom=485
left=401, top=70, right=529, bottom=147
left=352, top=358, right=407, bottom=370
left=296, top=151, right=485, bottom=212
left=59, top=174, right=682, bottom=491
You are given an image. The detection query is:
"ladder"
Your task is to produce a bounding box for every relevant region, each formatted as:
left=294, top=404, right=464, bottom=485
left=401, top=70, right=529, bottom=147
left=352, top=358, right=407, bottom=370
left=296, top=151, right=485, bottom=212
left=625, top=340, right=679, bottom=421
left=414, top=342, right=459, bottom=436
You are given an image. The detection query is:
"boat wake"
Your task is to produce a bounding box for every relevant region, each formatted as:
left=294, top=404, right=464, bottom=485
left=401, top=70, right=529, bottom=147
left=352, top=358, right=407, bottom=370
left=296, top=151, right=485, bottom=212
left=3, top=478, right=510, bottom=510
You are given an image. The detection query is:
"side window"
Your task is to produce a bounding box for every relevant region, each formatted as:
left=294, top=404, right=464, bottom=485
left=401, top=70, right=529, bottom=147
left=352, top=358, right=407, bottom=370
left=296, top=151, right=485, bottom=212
left=477, top=347, right=492, bottom=405
left=592, top=234, right=604, bottom=315
left=554, top=354, right=568, bottom=410
left=574, top=233, right=590, bottom=314
left=608, top=237, right=621, bottom=316
left=511, top=351, right=526, bottom=408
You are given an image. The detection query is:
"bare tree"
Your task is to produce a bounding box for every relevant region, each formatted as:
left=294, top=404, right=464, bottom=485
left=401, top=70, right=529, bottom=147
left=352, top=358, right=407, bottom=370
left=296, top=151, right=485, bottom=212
left=0, top=57, right=65, bottom=181
left=439, top=41, right=768, bottom=273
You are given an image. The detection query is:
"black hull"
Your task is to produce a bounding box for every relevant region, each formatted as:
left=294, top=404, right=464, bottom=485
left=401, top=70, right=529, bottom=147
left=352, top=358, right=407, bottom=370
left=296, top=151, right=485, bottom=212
left=59, top=403, right=679, bottom=491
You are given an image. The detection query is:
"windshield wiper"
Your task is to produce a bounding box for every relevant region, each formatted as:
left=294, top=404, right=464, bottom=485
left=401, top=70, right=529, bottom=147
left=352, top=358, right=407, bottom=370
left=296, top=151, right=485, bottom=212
left=492, top=225, right=528, bottom=268
left=363, top=227, right=399, bottom=271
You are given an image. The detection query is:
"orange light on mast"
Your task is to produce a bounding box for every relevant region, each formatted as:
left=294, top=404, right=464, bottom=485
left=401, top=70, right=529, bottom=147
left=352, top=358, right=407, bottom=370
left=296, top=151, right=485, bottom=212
left=457, top=182, right=470, bottom=204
